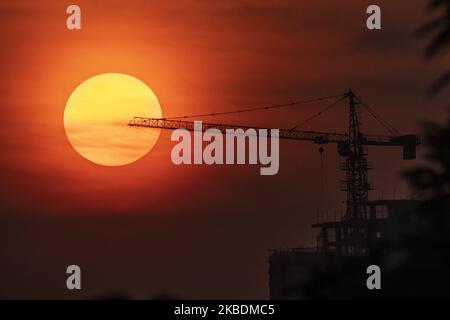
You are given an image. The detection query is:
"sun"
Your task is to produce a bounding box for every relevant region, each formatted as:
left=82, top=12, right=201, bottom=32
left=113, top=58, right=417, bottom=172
left=64, top=73, right=162, bottom=166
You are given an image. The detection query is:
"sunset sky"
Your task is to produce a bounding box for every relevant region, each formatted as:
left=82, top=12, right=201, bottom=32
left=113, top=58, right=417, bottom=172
left=0, top=0, right=449, bottom=299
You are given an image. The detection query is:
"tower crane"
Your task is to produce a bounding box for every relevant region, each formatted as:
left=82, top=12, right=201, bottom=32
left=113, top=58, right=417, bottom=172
left=129, top=89, right=420, bottom=221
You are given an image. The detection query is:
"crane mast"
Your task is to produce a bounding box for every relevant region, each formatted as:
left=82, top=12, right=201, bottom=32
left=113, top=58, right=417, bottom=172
left=344, top=89, right=370, bottom=220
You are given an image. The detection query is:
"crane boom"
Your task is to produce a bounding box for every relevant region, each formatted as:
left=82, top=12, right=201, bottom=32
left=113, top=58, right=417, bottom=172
left=128, top=117, right=420, bottom=159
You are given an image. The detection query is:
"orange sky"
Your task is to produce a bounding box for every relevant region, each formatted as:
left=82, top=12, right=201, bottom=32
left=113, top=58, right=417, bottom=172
left=0, top=0, right=449, bottom=299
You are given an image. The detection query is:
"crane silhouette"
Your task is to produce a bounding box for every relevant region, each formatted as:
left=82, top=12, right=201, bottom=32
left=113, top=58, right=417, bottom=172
left=129, top=89, right=420, bottom=223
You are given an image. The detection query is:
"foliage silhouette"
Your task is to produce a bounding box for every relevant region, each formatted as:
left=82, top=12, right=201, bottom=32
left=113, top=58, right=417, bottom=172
left=417, top=0, right=450, bottom=95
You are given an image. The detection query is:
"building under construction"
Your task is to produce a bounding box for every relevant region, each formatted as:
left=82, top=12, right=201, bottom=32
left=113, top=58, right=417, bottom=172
left=268, top=199, right=419, bottom=299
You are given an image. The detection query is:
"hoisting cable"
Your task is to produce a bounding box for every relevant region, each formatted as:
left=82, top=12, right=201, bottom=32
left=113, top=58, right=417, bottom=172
left=162, top=93, right=347, bottom=120
left=318, top=147, right=325, bottom=189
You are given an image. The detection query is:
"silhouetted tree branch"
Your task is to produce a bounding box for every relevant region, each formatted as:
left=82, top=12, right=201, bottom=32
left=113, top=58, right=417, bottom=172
left=418, top=0, right=450, bottom=95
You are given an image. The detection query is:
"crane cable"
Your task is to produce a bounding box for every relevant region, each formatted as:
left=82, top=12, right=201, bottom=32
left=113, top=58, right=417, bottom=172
left=318, top=146, right=325, bottom=189
left=289, top=95, right=348, bottom=131
left=318, top=146, right=326, bottom=223
left=356, top=96, right=401, bottom=135
left=162, top=93, right=347, bottom=120
left=156, top=91, right=400, bottom=138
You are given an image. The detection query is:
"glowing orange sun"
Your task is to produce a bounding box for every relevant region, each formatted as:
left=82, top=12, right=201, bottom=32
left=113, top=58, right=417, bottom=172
left=64, top=73, right=162, bottom=166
